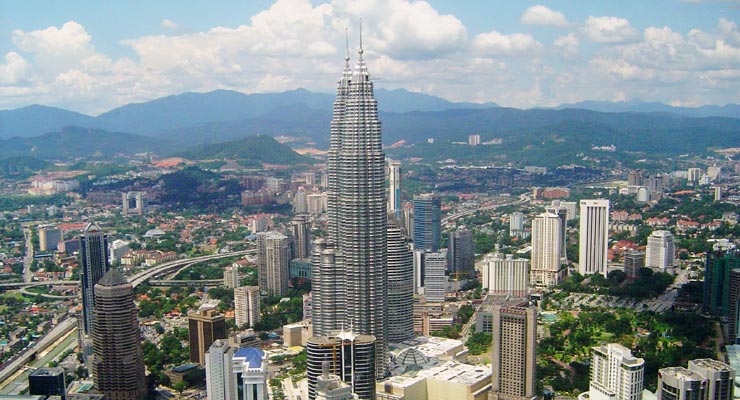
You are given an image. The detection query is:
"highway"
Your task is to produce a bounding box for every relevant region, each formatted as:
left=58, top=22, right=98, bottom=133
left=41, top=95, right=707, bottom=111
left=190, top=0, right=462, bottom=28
left=441, top=193, right=530, bottom=224
left=0, top=249, right=252, bottom=390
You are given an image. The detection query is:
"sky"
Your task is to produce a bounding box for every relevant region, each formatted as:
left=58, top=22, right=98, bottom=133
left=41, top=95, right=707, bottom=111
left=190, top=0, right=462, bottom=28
left=1, top=0, right=740, bottom=115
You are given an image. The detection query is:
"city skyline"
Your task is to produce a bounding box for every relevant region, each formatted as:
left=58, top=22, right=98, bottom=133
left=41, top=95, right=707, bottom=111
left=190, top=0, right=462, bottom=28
left=1, top=1, right=739, bottom=114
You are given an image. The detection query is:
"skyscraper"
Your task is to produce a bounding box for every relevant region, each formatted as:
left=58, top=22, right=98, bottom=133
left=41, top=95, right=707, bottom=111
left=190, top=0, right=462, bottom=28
left=188, top=309, right=227, bottom=365
left=80, top=222, right=110, bottom=335
left=256, top=231, right=290, bottom=295
left=234, top=286, right=261, bottom=329
left=646, top=230, right=675, bottom=271
left=423, top=250, right=447, bottom=303
left=448, top=229, right=475, bottom=279
left=531, top=211, right=566, bottom=287
left=91, top=269, right=147, bottom=400
left=490, top=305, right=536, bottom=400
left=288, top=215, right=311, bottom=260
left=579, top=199, right=609, bottom=277
left=322, top=36, right=389, bottom=378
left=386, top=224, right=414, bottom=342
left=588, top=343, right=644, bottom=400
left=387, top=159, right=402, bottom=218
left=311, top=240, right=345, bottom=338
left=205, top=339, right=235, bottom=400
left=413, top=193, right=441, bottom=251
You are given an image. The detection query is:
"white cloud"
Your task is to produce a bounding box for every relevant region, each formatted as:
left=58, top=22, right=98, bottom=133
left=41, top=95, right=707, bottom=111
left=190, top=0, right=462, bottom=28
left=553, top=33, right=579, bottom=57
left=2, top=1, right=740, bottom=113
left=11, top=21, right=96, bottom=73
left=161, top=19, right=178, bottom=30
left=520, top=5, right=569, bottom=28
left=581, top=16, right=639, bottom=43
left=473, top=31, right=543, bottom=56
left=0, top=52, right=31, bottom=84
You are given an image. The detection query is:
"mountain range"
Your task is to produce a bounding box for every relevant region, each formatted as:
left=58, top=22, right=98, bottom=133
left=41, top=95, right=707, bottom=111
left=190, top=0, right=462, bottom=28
left=0, top=88, right=738, bottom=164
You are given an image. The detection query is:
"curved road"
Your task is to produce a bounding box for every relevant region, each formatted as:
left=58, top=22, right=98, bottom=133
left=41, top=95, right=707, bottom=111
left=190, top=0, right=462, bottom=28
left=0, top=249, right=253, bottom=391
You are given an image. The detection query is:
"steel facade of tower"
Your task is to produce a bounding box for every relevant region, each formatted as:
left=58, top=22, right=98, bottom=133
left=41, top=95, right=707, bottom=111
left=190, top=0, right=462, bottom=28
left=387, top=159, right=402, bottom=217
left=323, top=42, right=389, bottom=378
left=412, top=193, right=441, bottom=251
left=578, top=199, right=610, bottom=277
left=91, top=269, right=147, bottom=400
left=79, top=222, right=110, bottom=335
left=386, top=224, right=414, bottom=342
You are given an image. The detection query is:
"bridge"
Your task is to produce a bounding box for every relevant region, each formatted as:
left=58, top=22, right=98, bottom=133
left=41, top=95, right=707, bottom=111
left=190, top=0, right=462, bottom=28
left=148, top=279, right=224, bottom=287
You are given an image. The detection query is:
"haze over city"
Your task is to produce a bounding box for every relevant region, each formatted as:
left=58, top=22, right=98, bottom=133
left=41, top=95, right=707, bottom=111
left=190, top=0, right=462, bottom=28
left=2, top=0, right=740, bottom=114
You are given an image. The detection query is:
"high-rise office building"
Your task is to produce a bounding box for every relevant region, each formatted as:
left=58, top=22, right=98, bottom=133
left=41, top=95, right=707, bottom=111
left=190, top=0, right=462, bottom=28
left=256, top=231, right=290, bottom=295
left=579, top=199, right=609, bottom=277
left=91, top=269, right=147, bottom=400
left=387, top=159, right=402, bottom=218
left=122, top=191, right=145, bottom=215
left=293, top=190, right=309, bottom=214
left=509, top=212, right=526, bottom=239
left=490, top=305, right=536, bottom=400
left=28, top=367, right=66, bottom=400
left=307, top=331, right=376, bottom=400
left=482, top=254, right=529, bottom=297
left=234, top=286, right=261, bottom=329
left=188, top=309, right=227, bottom=365
left=321, top=39, right=389, bottom=378
left=413, top=193, right=441, bottom=251
left=206, top=339, right=235, bottom=400
left=233, top=348, right=268, bottom=400
left=387, top=224, right=414, bottom=342
left=657, top=367, right=707, bottom=400
left=38, top=225, right=61, bottom=252
left=288, top=215, right=312, bottom=260
left=531, top=211, right=566, bottom=287
left=423, top=250, right=447, bottom=303
left=80, top=222, right=110, bottom=335
left=448, top=229, right=475, bottom=279
left=703, top=246, right=740, bottom=316
left=588, top=343, right=644, bottom=400
left=687, top=359, right=734, bottom=400
left=623, top=251, right=645, bottom=279
left=646, top=230, right=675, bottom=271
left=729, top=269, right=740, bottom=344
left=545, top=200, right=569, bottom=263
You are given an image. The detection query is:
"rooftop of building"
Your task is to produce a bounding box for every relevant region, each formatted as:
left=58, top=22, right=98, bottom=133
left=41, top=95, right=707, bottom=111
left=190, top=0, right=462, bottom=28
left=659, top=366, right=706, bottom=381
left=29, top=366, right=64, bottom=376
left=171, top=363, right=200, bottom=373
left=97, top=268, right=127, bottom=287
left=234, top=347, right=265, bottom=369
left=393, top=335, right=464, bottom=360
left=689, top=358, right=734, bottom=371
left=383, top=361, right=491, bottom=388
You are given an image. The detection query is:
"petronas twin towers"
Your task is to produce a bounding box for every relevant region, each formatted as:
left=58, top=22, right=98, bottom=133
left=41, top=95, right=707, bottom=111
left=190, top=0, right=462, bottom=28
left=318, top=39, right=389, bottom=377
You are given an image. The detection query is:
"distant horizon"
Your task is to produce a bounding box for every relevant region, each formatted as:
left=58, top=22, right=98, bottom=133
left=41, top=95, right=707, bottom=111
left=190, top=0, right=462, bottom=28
left=1, top=1, right=739, bottom=114
left=3, top=86, right=739, bottom=117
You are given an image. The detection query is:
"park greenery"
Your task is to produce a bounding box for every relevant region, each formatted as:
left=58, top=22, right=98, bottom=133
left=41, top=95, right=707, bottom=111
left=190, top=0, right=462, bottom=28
left=537, top=308, right=715, bottom=393
left=556, top=269, right=674, bottom=300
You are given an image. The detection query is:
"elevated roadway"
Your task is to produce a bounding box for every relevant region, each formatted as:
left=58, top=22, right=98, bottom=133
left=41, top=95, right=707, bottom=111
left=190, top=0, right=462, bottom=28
left=0, top=249, right=252, bottom=389
left=442, top=193, right=530, bottom=224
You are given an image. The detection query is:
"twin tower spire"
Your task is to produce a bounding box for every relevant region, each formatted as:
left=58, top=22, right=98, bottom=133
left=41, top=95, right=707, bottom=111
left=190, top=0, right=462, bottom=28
left=342, top=25, right=369, bottom=83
